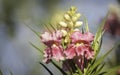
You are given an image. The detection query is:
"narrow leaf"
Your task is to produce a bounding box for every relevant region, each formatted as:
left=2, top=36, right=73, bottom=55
left=88, top=42, right=120, bottom=74
left=75, top=64, right=83, bottom=75
left=51, top=60, right=67, bottom=75
left=82, top=14, right=89, bottom=32
left=39, top=62, right=53, bottom=75
left=94, top=63, right=105, bottom=75
left=105, top=66, right=120, bottom=75
left=26, top=25, right=40, bottom=37
left=98, top=72, right=107, bottom=75
left=49, top=23, right=56, bottom=31
left=29, top=42, right=43, bottom=54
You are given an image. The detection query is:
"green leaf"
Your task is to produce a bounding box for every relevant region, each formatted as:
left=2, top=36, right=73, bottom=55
left=39, top=62, right=53, bottom=75
left=49, top=23, right=56, bottom=31
left=82, top=14, right=89, bottom=32
left=86, top=42, right=120, bottom=75
left=94, top=63, right=105, bottom=75
left=26, top=25, right=41, bottom=37
left=29, top=42, right=43, bottom=54
left=105, top=66, right=120, bottom=75
left=51, top=60, right=67, bottom=75
left=75, top=64, right=83, bottom=75
left=92, top=13, right=108, bottom=52
left=98, top=72, right=107, bottom=75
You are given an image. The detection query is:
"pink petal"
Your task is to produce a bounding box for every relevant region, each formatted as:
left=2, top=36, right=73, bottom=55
left=83, top=32, right=94, bottom=42
left=85, top=47, right=94, bottom=59
left=64, top=44, right=76, bottom=59
left=43, top=48, right=52, bottom=63
left=76, top=45, right=87, bottom=56
left=71, top=31, right=83, bottom=43
left=71, top=31, right=94, bottom=44
left=40, top=30, right=63, bottom=47
left=51, top=45, right=64, bottom=61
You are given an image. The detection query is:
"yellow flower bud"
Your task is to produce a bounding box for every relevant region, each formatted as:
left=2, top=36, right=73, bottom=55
left=67, top=11, right=71, bottom=15
left=75, top=21, right=83, bottom=27
left=76, top=13, right=81, bottom=18
left=64, top=14, right=71, bottom=21
left=70, top=6, right=76, bottom=12
left=65, top=37, right=69, bottom=43
left=59, top=21, right=67, bottom=27
left=61, top=29, right=67, bottom=37
left=68, top=21, right=74, bottom=28
left=72, top=16, right=78, bottom=22
left=74, top=28, right=79, bottom=31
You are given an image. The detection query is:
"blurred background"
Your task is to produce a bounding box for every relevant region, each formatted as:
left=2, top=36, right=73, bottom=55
left=0, top=0, right=120, bottom=75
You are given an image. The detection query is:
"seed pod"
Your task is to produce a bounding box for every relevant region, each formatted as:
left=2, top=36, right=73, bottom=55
left=59, top=21, right=67, bottom=27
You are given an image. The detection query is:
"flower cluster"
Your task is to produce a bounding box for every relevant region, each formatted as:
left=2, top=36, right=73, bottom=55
left=40, top=7, right=94, bottom=71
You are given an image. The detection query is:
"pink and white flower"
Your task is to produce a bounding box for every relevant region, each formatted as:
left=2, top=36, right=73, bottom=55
left=41, top=30, right=64, bottom=63
left=64, top=31, right=94, bottom=60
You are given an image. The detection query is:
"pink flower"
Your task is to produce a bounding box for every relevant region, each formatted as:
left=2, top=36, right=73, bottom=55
left=71, top=31, right=94, bottom=44
left=41, top=30, right=64, bottom=63
left=51, top=45, right=64, bottom=61
left=64, top=44, right=94, bottom=60
left=40, top=30, right=63, bottom=47
left=43, top=48, right=52, bottom=63
left=64, top=31, right=94, bottom=60
left=64, top=44, right=76, bottom=59
left=43, top=45, right=64, bottom=63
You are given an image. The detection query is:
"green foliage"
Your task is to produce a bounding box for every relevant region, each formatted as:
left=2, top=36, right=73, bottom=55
left=39, top=62, right=53, bottom=75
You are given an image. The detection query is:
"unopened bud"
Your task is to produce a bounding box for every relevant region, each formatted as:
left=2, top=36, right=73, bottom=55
left=61, top=29, right=67, bottom=36
left=59, top=21, right=67, bottom=27
left=70, top=6, right=76, bottom=12
left=72, top=16, right=78, bottom=22
left=74, top=28, right=79, bottom=31
left=67, top=11, right=71, bottom=15
left=69, top=21, right=74, bottom=28
left=64, top=14, right=71, bottom=21
left=76, top=13, right=81, bottom=18
left=75, top=21, right=83, bottom=27
left=65, top=38, right=68, bottom=43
